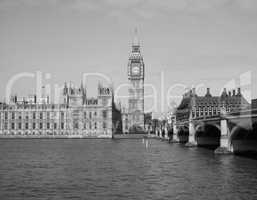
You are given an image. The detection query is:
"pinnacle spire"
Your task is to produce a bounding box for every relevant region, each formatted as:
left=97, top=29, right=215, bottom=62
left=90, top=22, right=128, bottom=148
left=80, top=80, right=83, bottom=89
left=132, top=27, right=140, bottom=46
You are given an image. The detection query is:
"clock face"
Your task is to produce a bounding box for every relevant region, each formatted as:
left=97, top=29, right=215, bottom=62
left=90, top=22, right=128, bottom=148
left=132, top=66, right=140, bottom=75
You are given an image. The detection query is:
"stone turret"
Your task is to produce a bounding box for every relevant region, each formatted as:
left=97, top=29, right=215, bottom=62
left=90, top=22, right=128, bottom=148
left=98, top=83, right=113, bottom=107
left=221, top=88, right=228, bottom=98
left=205, top=88, right=212, bottom=97
left=237, top=88, right=241, bottom=96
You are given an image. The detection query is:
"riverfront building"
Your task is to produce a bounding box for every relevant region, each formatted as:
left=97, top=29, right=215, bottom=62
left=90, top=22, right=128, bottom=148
left=252, top=99, right=257, bottom=110
left=176, top=88, right=250, bottom=122
left=0, top=82, right=122, bottom=138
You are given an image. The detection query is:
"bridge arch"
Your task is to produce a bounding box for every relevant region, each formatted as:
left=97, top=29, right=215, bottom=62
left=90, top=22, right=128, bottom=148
left=195, top=123, right=221, bottom=148
left=168, top=128, right=173, bottom=139
left=229, top=124, right=257, bottom=154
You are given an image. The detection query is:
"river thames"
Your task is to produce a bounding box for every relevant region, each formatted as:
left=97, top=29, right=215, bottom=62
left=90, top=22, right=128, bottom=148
left=0, top=139, right=257, bottom=200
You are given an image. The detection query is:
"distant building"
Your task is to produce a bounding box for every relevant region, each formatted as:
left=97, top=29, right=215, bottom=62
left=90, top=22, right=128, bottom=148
left=151, top=119, right=160, bottom=134
left=0, top=81, right=122, bottom=138
left=121, top=107, right=129, bottom=134
left=176, top=88, right=250, bottom=122
left=144, top=112, right=152, bottom=132
left=252, top=99, right=257, bottom=109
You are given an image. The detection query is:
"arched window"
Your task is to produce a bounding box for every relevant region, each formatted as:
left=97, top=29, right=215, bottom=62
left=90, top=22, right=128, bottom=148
left=103, top=122, right=106, bottom=129
left=102, top=110, right=107, bottom=118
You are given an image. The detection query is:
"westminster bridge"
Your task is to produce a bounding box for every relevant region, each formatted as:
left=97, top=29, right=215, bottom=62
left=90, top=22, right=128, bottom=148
left=155, top=108, right=257, bottom=154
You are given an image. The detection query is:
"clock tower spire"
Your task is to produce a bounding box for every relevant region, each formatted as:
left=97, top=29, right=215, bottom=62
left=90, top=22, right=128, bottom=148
left=132, top=27, right=140, bottom=47
left=127, top=28, right=145, bottom=133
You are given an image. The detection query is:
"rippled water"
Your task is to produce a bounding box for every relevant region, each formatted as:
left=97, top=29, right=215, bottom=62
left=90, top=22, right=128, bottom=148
left=0, top=139, right=257, bottom=200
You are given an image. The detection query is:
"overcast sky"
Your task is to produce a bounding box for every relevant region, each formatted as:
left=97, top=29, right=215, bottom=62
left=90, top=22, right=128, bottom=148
left=0, top=0, right=257, bottom=115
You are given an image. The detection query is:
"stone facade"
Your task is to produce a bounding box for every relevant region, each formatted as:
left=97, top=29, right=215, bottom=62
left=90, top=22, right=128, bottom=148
left=122, top=31, right=145, bottom=133
left=0, top=82, right=122, bottom=138
left=176, top=88, right=250, bottom=122
left=173, top=87, right=252, bottom=152
left=252, top=99, right=257, bottom=110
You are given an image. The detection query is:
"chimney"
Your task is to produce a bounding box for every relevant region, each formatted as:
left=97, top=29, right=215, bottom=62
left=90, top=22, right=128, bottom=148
left=237, top=88, right=241, bottom=96
left=228, top=91, right=231, bottom=96
left=192, top=88, right=196, bottom=95
left=34, top=95, right=37, bottom=104
left=221, top=88, right=227, bottom=98
left=232, top=90, right=236, bottom=96
left=205, top=88, right=211, bottom=97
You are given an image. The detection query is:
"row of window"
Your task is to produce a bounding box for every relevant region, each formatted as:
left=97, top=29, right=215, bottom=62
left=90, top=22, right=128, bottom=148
left=177, top=107, right=233, bottom=119
left=0, top=110, right=108, bottom=120
left=1, top=131, right=109, bottom=136
left=0, top=112, right=65, bottom=120
left=194, top=105, right=240, bottom=110
left=196, top=101, right=242, bottom=106
left=193, top=107, right=234, bottom=112
left=1, top=122, right=64, bottom=130
left=0, top=122, right=107, bottom=130
left=192, top=110, right=222, bottom=118
left=74, top=122, right=107, bottom=129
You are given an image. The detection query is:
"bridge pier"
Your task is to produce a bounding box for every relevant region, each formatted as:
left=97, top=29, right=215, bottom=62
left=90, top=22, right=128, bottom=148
left=159, top=127, right=165, bottom=139
left=215, top=119, right=233, bottom=154
left=185, top=121, right=197, bottom=147
left=164, top=125, right=169, bottom=140
left=172, top=124, right=179, bottom=142
left=158, top=128, right=162, bottom=138
left=155, top=128, right=159, bottom=137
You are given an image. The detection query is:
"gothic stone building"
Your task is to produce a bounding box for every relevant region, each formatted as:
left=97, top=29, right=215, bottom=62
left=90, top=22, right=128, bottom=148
left=122, top=32, right=145, bottom=134
left=0, top=82, right=122, bottom=138
left=175, top=88, right=250, bottom=122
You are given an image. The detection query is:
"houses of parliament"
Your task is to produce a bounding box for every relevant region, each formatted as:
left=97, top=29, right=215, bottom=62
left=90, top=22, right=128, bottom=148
left=0, top=31, right=145, bottom=137
left=0, top=82, right=122, bottom=138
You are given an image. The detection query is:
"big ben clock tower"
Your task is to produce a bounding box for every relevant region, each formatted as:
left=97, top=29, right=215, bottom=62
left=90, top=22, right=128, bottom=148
left=127, top=29, right=145, bottom=133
